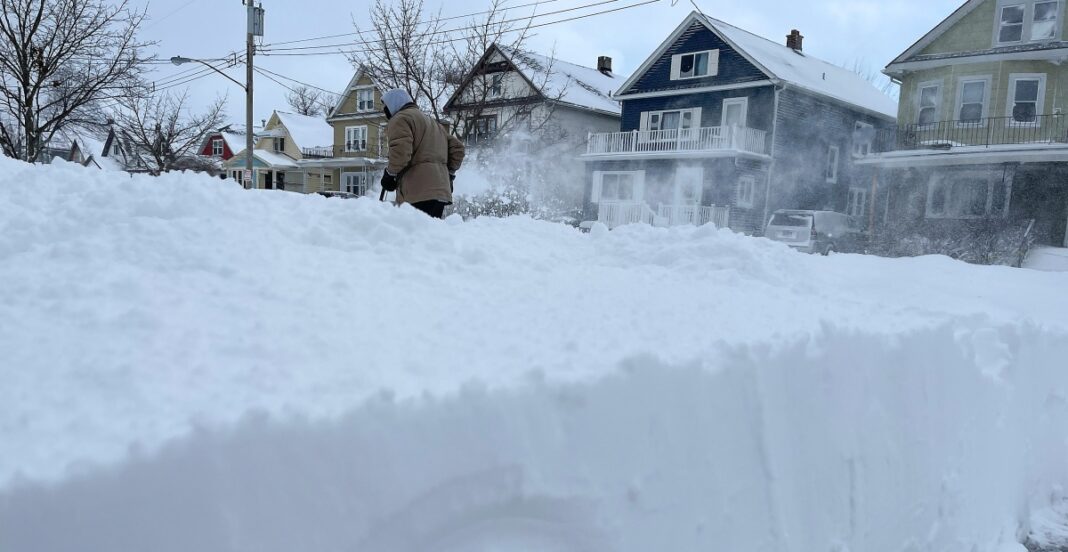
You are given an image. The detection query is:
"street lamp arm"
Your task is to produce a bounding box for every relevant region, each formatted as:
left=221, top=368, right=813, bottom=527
left=170, top=56, right=247, bottom=92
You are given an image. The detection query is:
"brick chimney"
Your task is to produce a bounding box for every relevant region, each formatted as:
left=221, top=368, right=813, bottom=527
left=597, top=56, right=613, bottom=75
left=786, top=29, right=804, bottom=51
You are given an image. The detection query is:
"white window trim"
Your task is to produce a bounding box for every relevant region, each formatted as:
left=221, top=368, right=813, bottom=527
left=955, top=75, right=993, bottom=127
left=669, top=50, right=720, bottom=80
left=640, top=108, right=703, bottom=133
left=736, top=175, right=756, bottom=208
left=342, top=172, right=368, bottom=196
left=488, top=73, right=504, bottom=98
left=345, top=125, right=369, bottom=152
left=212, top=138, right=224, bottom=157
left=1006, top=73, right=1047, bottom=127
left=826, top=145, right=840, bottom=184
left=916, top=79, right=944, bottom=127
left=591, top=170, right=645, bottom=203
left=721, top=97, right=749, bottom=128
left=355, top=87, right=376, bottom=113
left=852, top=121, right=874, bottom=157
left=847, top=187, right=869, bottom=218
left=993, top=0, right=1064, bottom=46
left=925, top=172, right=999, bottom=220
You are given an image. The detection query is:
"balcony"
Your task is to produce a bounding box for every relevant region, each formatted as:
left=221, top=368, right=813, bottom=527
left=300, top=143, right=388, bottom=160
left=873, top=114, right=1068, bottom=153
left=586, top=126, right=768, bottom=157
left=301, top=146, right=335, bottom=159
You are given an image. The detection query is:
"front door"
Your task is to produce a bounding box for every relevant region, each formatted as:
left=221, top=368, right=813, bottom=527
left=343, top=172, right=367, bottom=196
left=674, top=167, right=704, bottom=206
left=721, top=98, right=748, bottom=128
left=264, top=171, right=273, bottom=190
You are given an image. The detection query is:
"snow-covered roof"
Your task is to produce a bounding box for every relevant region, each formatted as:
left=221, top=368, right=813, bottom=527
left=500, top=47, right=621, bottom=116
left=225, top=148, right=299, bottom=169
left=700, top=15, right=897, bottom=119
left=274, top=111, right=333, bottom=149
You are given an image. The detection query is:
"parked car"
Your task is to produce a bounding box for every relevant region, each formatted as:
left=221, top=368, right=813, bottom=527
left=317, top=191, right=359, bottom=199
left=765, top=210, right=865, bottom=254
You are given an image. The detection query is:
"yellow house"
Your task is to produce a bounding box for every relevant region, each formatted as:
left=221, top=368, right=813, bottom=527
left=300, top=67, right=389, bottom=196
left=224, top=110, right=335, bottom=192
left=223, top=70, right=388, bottom=195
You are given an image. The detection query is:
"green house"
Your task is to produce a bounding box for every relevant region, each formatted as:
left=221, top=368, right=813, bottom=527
left=860, top=0, right=1068, bottom=253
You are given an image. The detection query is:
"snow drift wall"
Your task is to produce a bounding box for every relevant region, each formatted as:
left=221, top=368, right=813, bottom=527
left=1, top=158, right=1068, bottom=551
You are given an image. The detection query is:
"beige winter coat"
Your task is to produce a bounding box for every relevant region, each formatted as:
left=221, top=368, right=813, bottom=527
left=386, top=106, right=465, bottom=205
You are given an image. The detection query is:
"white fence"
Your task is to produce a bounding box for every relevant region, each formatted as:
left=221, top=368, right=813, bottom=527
left=587, top=126, right=767, bottom=156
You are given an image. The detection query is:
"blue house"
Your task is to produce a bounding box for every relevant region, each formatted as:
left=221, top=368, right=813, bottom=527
left=582, top=12, right=898, bottom=233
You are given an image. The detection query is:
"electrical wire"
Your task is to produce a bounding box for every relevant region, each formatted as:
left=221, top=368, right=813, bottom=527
left=260, top=0, right=624, bottom=54
left=258, top=0, right=662, bottom=58
left=254, top=66, right=341, bottom=97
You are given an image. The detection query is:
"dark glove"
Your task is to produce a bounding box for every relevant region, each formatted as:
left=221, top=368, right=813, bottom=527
left=381, top=172, right=398, bottom=192
left=449, top=173, right=455, bottom=192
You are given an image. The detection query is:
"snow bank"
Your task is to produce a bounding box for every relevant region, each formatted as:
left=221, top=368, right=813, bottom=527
left=2, top=157, right=1068, bottom=551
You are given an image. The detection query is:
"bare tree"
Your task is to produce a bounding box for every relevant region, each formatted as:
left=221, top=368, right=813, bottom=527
left=286, top=85, right=333, bottom=117
left=112, top=89, right=226, bottom=176
left=0, top=0, right=151, bottom=162
left=847, top=59, right=899, bottom=99
left=350, top=0, right=566, bottom=138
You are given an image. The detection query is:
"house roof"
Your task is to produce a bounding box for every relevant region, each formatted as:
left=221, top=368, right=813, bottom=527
left=274, top=111, right=333, bottom=149
left=886, top=0, right=984, bottom=68
left=225, top=148, right=299, bottom=169
left=615, top=12, right=897, bottom=120
left=699, top=15, right=898, bottom=119
left=329, top=67, right=371, bottom=119
left=499, top=46, right=621, bottom=115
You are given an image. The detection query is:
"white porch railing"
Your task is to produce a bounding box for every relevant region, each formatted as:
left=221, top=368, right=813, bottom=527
left=586, top=126, right=767, bottom=156
left=597, top=201, right=658, bottom=229
left=301, top=146, right=335, bottom=158
left=597, top=202, right=731, bottom=230
left=657, top=204, right=730, bottom=228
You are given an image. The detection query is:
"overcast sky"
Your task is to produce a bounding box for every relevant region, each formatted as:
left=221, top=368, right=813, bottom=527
left=130, top=0, right=963, bottom=125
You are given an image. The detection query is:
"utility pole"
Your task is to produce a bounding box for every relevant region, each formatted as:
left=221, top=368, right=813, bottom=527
left=245, top=1, right=264, bottom=189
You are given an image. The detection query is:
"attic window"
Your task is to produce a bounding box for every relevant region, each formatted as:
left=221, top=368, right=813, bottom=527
left=996, top=0, right=1061, bottom=44
left=212, top=138, right=223, bottom=157
left=489, top=74, right=503, bottom=97
left=671, top=50, right=719, bottom=80
left=356, top=89, right=375, bottom=112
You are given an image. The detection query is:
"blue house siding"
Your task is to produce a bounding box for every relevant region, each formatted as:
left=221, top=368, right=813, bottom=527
left=768, top=87, right=887, bottom=216
left=619, top=86, right=776, bottom=133
left=584, top=157, right=770, bottom=234
left=621, top=21, right=768, bottom=96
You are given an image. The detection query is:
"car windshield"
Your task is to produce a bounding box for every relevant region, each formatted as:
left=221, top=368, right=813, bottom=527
left=770, top=213, right=812, bottom=227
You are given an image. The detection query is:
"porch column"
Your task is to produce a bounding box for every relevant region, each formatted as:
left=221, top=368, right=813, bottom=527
left=870, top=170, right=879, bottom=235
left=302, top=168, right=308, bottom=194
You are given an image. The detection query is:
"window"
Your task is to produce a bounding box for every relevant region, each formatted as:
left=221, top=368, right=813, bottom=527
left=643, top=108, right=700, bottom=132
left=345, top=126, right=368, bottom=152
left=670, top=50, right=719, bottom=80
left=736, top=175, right=756, bottom=208
left=322, top=173, right=332, bottom=192
left=847, top=187, right=868, bottom=218
left=273, top=137, right=285, bottom=152
left=1008, top=74, right=1046, bottom=124
left=957, top=77, right=990, bottom=124
left=917, top=81, right=942, bottom=125
left=212, top=138, right=224, bottom=157
left=356, top=89, right=375, bottom=112
left=853, top=121, right=874, bottom=157
left=826, top=146, right=839, bottom=183
left=927, top=173, right=998, bottom=219
left=1000, top=4, right=1026, bottom=42
left=466, top=115, right=498, bottom=142
left=996, top=0, right=1061, bottom=44
left=592, top=171, right=644, bottom=203
left=489, top=74, right=504, bottom=97
left=343, top=172, right=367, bottom=196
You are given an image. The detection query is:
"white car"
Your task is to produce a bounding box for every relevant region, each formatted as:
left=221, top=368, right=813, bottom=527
left=765, top=210, right=865, bottom=254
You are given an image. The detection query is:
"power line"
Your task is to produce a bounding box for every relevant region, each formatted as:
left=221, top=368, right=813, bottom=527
left=260, top=0, right=624, bottom=54
left=258, top=0, right=662, bottom=58
left=255, top=66, right=341, bottom=97
left=262, top=0, right=569, bottom=48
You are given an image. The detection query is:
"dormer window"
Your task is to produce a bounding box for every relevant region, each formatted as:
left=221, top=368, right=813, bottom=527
left=670, top=50, right=719, bottom=80
left=996, top=0, right=1061, bottom=45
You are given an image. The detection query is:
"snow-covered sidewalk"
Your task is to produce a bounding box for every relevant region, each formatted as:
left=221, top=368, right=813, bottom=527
left=2, top=158, right=1068, bottom=551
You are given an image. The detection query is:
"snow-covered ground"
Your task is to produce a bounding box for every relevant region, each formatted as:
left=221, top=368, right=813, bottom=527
left=1026, top=246, right=1068, bottom=272
left=2, top=158, right=1068, bottom=551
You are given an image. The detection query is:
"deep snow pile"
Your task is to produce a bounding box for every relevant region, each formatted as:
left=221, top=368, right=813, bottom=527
left=2, top=158, right=1068, bottom=551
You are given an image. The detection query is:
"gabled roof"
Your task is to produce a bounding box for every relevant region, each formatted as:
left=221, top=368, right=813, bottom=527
left=500, top=47, right=621, bottom=115
left=224, top=148, right=298, bottom=169
left=329, top=67, right=372, bottom=119
left=887, top=0, right=984, bottom=68
left=616, top=12, right=897, bottom=120
left=445, top=44, right=621, bottom=117
left=274, top=111, right=333, bottom=149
